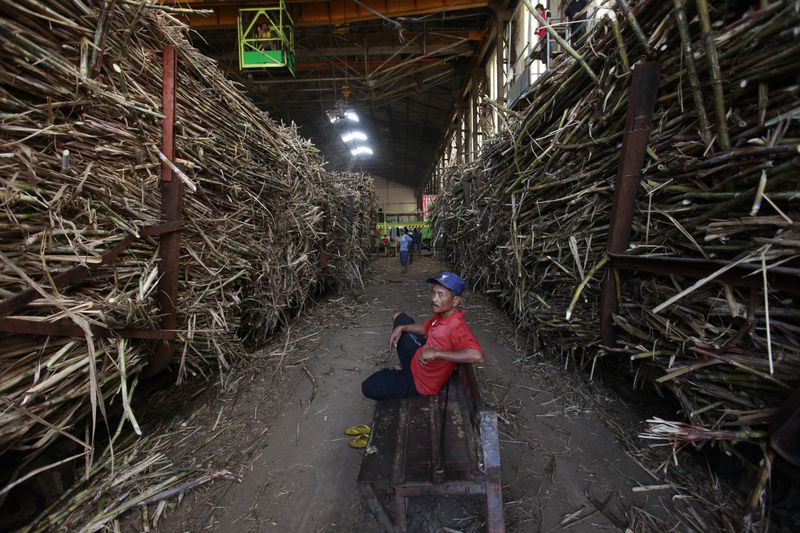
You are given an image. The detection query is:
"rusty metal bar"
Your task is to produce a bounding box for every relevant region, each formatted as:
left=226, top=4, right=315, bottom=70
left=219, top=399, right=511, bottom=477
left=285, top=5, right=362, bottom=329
left=396, top=480, right=484, bottom=496
left=359, top=483, right=394, bottom=532
left=480, top=408, right=505, bottom=532
left=609, top=253, right=800, bottom=295
left=149, top=44, right=182, bottom=376
left=319, top=210, right=330, bottom=274
left=181, top=1, right=490, bottom=29
left=391, top=398, right=410, bottom=533
left=599, top=61, right=661, bottom=347
left=0, top=317, right=176, bottom=340
left=393, top=490, right=408, bottom=533
left=429, top=394, right=444, bottom=483
left=0, top=222, right=183, bottom=317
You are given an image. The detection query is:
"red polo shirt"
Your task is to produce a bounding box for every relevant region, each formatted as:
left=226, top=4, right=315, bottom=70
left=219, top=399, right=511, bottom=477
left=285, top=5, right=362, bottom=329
left=410, top=309, right=483, bottom=395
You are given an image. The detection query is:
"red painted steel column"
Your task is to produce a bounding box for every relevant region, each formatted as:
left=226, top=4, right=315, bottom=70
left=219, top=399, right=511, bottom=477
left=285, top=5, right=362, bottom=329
left=599, top=61, right=660, bottom=348
left=148, top=45, right=182, bottom=375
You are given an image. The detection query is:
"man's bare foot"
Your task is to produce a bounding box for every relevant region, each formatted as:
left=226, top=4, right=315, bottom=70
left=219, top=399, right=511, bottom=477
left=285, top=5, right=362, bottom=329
left=391, top=309, right=400, bottom=321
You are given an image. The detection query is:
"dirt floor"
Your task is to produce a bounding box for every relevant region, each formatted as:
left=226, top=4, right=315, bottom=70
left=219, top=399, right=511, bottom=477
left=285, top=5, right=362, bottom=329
left=147, top=255, right=690, bottom=532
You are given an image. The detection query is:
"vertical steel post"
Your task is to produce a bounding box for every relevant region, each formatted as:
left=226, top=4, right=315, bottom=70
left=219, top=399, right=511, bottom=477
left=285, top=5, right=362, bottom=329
left=319, top=207, right=330, bottom=274
left=599, top=61, right=660, bottom=347
left=495, top=14, right=505, bottom=130
left=148, top=45, right=182, bottom=375
left=455, top=120, right=463, bottom=163
left=471, top=90, right=479, bottom=159
left=480, top=410, right=505, bottom=532
left=465, top=102, right=473, bottom=162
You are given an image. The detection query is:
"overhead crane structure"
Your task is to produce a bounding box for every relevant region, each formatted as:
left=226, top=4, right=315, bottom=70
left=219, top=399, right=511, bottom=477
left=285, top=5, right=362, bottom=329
left=174, top=0, right=492, bottom=29
left=165, top=0, right=557, bottom=200
left=166, top=0, right=501, bottom=189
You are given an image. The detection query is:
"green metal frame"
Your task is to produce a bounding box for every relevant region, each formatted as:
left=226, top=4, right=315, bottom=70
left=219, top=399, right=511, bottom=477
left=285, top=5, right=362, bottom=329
left=238, top=2, right=295, bottom=75
left=376, top=211, right=431, bottom=240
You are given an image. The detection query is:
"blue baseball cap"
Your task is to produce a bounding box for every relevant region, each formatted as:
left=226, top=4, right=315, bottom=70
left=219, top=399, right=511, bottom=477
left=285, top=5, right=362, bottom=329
left=427, top=271, right=466, bottom=296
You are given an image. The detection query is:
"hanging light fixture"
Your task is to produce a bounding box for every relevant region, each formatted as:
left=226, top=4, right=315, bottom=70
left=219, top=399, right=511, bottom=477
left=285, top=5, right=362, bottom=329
left=351, top=146, right=373, bottom=156
left=341, top=131, right=367, bottom=143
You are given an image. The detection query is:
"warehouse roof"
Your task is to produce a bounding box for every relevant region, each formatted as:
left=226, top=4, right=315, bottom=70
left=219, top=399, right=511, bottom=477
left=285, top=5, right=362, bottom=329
left=174, top=0, right=499, bottom=190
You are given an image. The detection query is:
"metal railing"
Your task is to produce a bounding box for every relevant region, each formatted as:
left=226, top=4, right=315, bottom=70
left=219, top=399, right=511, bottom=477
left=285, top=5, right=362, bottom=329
left=507, top=16, right=593, bottom=107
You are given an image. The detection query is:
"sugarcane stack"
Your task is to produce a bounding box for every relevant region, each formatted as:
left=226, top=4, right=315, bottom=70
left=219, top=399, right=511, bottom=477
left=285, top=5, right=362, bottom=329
left=0, top=0, right=375, bottom=526
left=320, top=171, right=379, bottom=289
left=432, top=0, right=799, bottom=523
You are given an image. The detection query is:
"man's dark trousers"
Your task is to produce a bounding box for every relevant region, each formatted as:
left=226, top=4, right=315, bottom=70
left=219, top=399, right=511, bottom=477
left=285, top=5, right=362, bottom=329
left=361, top=313, right=424, bottom=400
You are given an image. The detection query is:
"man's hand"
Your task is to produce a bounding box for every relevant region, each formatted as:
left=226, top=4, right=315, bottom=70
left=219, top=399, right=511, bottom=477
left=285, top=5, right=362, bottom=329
left=418, top=349, right=437, bottom=365
left=388, top=326, right=404, bottom=348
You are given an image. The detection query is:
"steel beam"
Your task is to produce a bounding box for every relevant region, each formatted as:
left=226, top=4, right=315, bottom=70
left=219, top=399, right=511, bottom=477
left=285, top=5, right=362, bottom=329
left=149, top=45, right=182, bottom=376
left=0, top=317, right=176, bottom=340
left=396, top=480, right=484, bottom=496
left=471, top=91, right=479, bottom=159
left=0, top=221, right=183, bottom=317
left=175, top=1, right=491, bottom=29
left=599, top=61, right=660, bottom=348
left=296, top=42, right=475, bottom=59
left=609, top=253, right=800, bottom=295
left=495, top=14, right=504, bottom=106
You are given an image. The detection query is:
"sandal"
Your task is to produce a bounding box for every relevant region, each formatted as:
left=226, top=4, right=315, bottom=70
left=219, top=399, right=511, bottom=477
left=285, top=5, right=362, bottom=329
left=344, top=424, right=371, bottom=436
left=347, top=434, right=369, bottom=449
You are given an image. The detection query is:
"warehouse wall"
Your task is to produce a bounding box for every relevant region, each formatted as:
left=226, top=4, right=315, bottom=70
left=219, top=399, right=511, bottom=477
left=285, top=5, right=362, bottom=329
left=372, top=175, right=417, bottom=212
left=425, top=0, right=610, bottom=194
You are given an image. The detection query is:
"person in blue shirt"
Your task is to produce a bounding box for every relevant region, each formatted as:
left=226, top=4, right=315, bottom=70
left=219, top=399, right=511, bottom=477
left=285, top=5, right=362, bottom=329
left=398, top=229, right=413, bottom=273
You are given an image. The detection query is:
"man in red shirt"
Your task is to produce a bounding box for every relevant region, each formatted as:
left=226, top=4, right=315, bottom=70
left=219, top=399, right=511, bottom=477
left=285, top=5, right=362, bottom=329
left=535, top=3, right=552, bottom=66
left=361, top=272, right=484, bottom=400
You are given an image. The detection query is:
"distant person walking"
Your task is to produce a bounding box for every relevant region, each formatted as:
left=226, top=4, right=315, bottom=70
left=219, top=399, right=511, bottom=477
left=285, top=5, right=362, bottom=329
left=413, top=228, right=422, bottom=254
left=398, top=229, right=413, bottom=273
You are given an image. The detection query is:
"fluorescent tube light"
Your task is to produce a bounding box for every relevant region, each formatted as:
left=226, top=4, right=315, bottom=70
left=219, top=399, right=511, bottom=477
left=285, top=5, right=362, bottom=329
left=341, top=131, right=367, bottom=143
left=350, top=146, right=373, bottom=156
